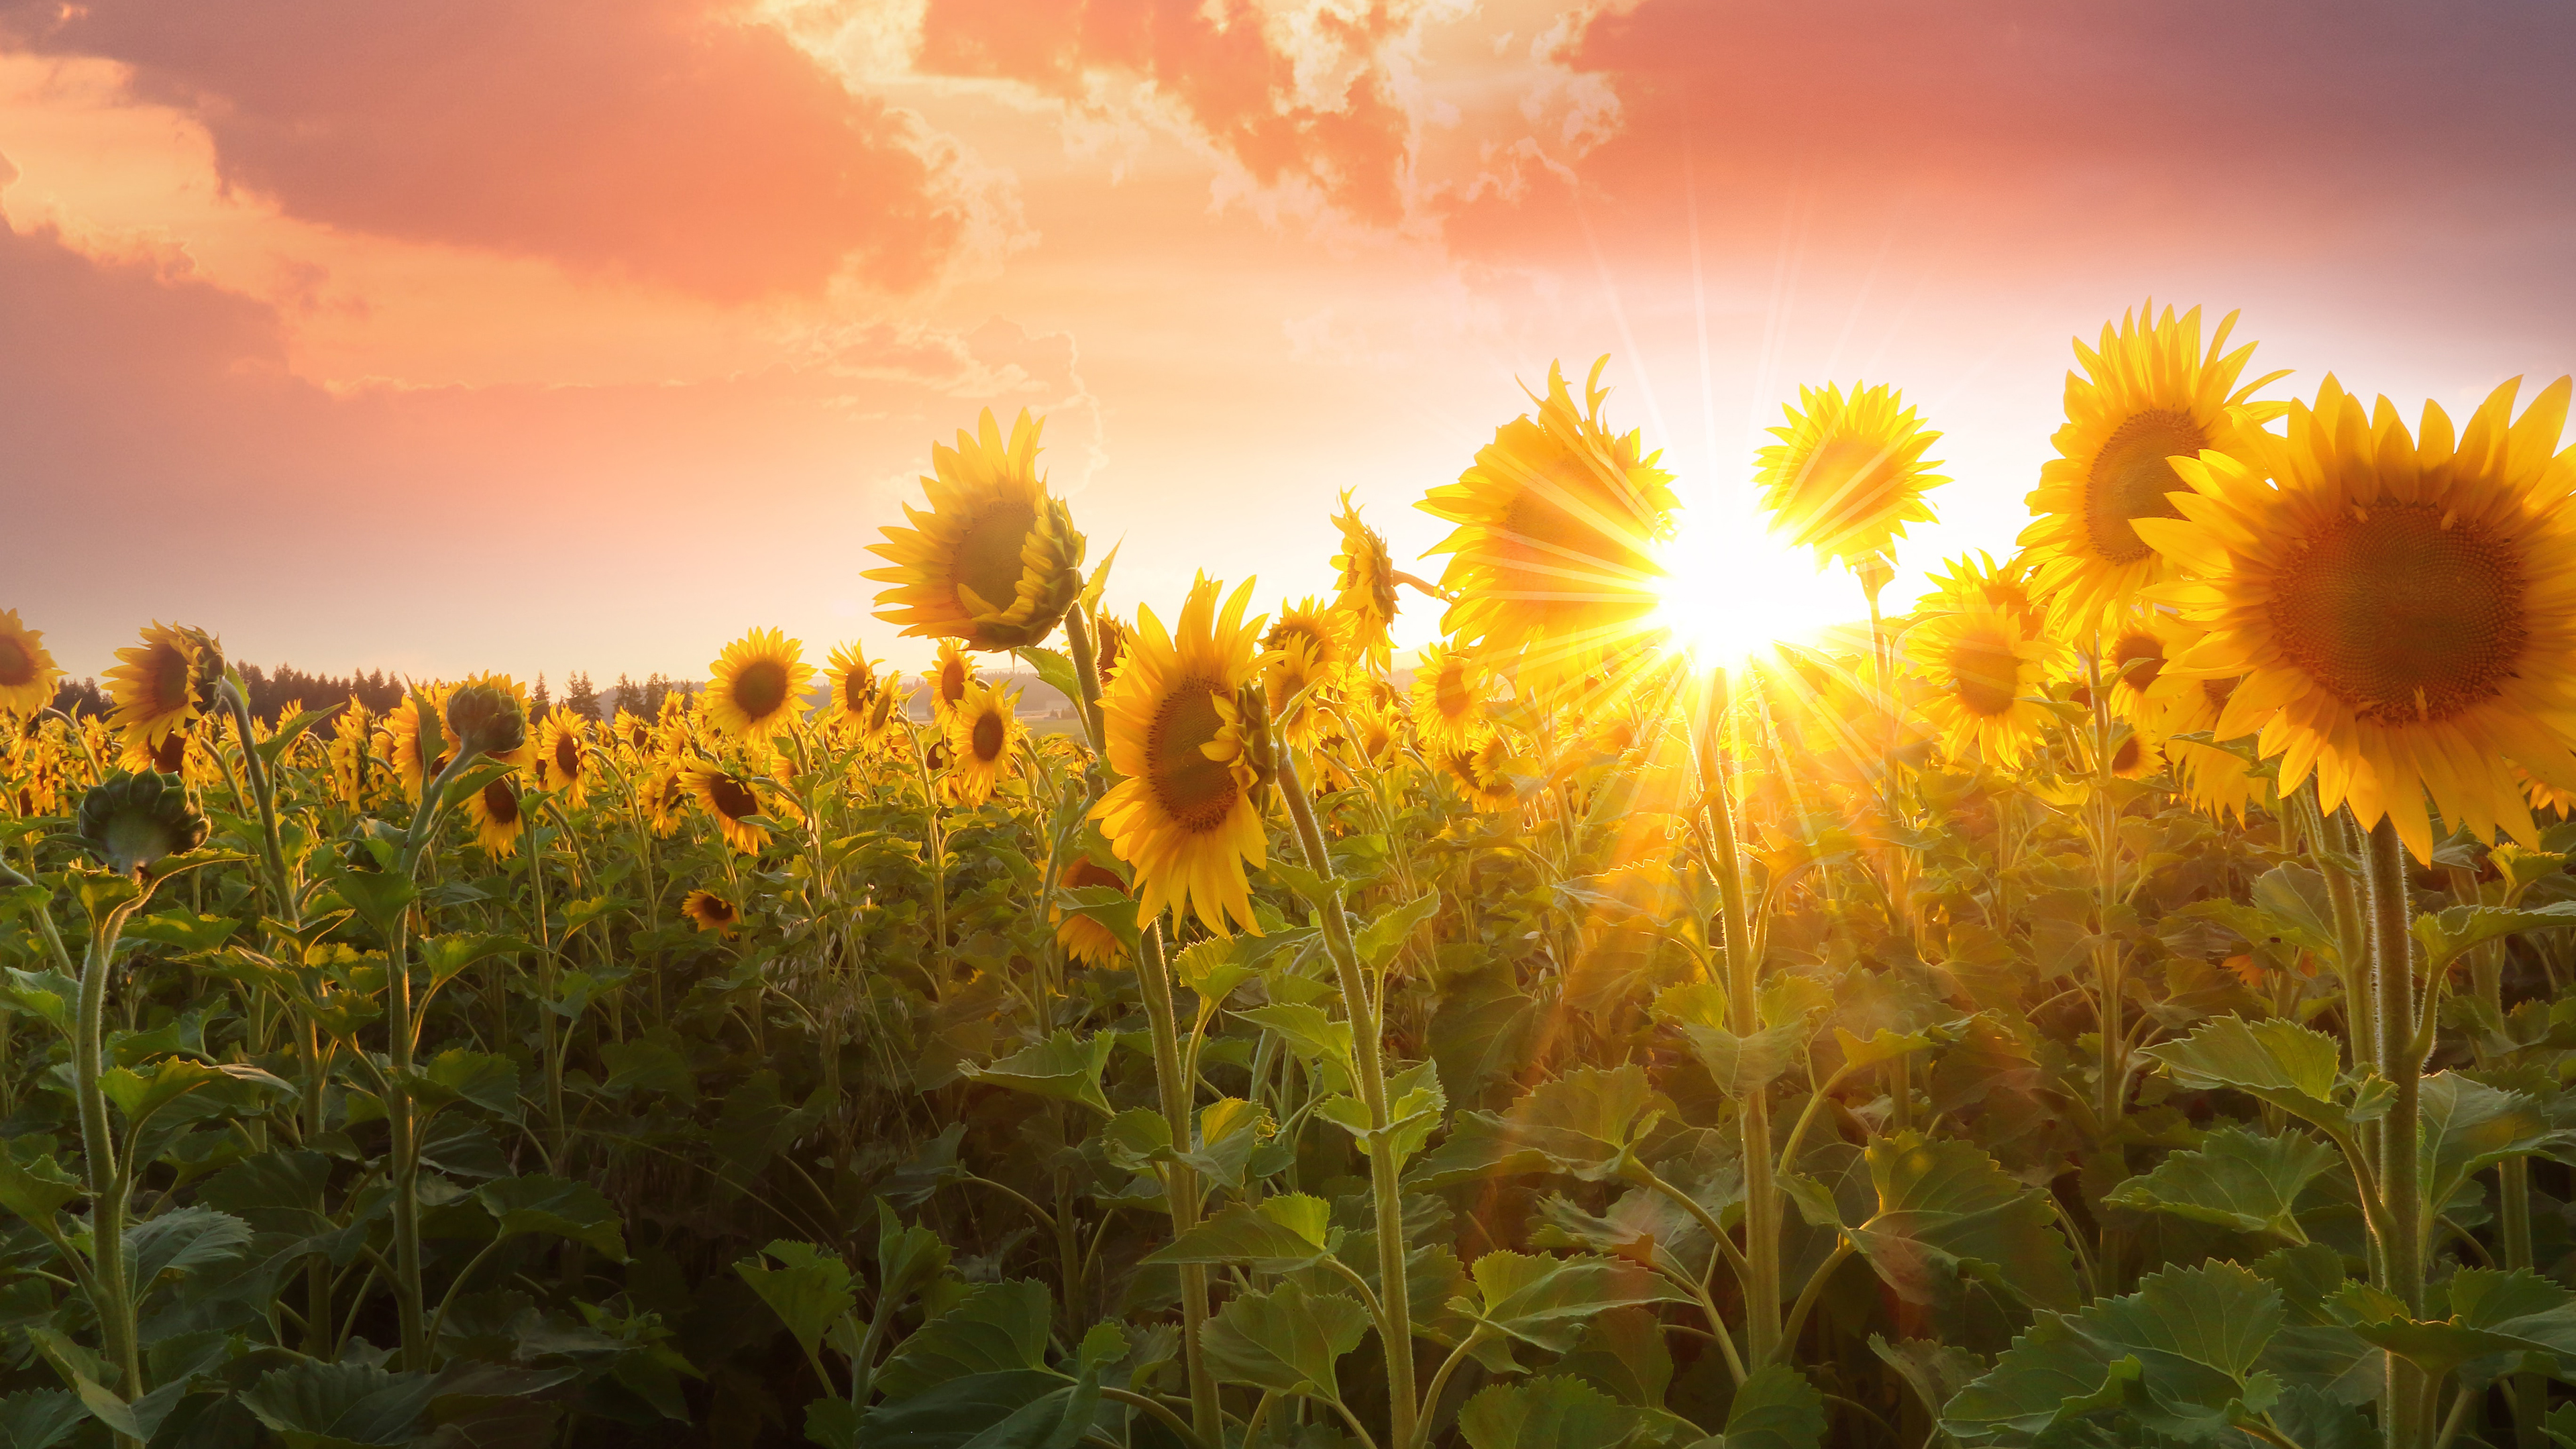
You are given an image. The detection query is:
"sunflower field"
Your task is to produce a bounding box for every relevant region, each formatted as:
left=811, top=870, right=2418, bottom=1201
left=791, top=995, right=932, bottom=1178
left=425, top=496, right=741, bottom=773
left=9, top=305, right=2576, bottom=1449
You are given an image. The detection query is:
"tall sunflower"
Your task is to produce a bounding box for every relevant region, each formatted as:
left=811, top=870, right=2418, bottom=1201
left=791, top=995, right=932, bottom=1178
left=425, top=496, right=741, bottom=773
left=1263, top=599, right=1350, bottom=747
left=867, top=409, right=1086, bottom=650
left=105, top=623, right=225, bottom=751
left=1409, top=643, right=1489, bottom=755
left=820, top=643, right=882, bottom=732
left=1754, top=382, right=1947, bottom=569
left=2143, top=375, right=2576, bottom=859
left=1419, top=358, right=1678, bottom=688
left=1091, top=576, right=1269, bottom=935
left=706, top=628, right=815, bottom=742
left=2021, top=302, right=2289, bottom=628
left=536, top=713, right=590, bottom=806
left=929, top=640, right=977, bottom=727
left=1330, top=490, right=1399, bottom=671
left=1905, top=602, right=2068, bottom=768
left=682, top=760, right=796, bottom=855
left=1054, top=856, right=1128, bottom=967
left=464, top=775, right=525, bottom=857
left=0, top=610, right=61, bottom=718
left=945, top=681, right=1022, bottom=808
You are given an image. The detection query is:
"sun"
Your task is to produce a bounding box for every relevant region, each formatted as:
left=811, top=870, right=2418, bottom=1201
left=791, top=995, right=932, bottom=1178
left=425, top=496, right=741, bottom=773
left=1644, top=481, right=1860, bottom=666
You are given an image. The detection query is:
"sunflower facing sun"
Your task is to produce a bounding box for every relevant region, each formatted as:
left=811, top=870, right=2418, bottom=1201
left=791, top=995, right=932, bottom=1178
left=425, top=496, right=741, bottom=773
left=683, top=760, right=798, bottom=855
left=867, top=409, right=1086, bottom=651
left=1410, top=643, right=1489, bottom=756
left=0, top=610, right=62, bottom=718
left=705, top=628, right=815, bottom=741
left=928, top=640, right=977, bottom=727
left=820, top=642, right=883, bottom=733
left=1754, top=381, right=1947, bottom=570
left=1263, top=598, right=1350, bottom=747
left=945, top=680, right=1022, bottom=807
left=2143, top=374, right=2576, bottom=859
left=1906, top=601, right=2070, bottom=768
left=1329, top=490, right=1399, bottom=672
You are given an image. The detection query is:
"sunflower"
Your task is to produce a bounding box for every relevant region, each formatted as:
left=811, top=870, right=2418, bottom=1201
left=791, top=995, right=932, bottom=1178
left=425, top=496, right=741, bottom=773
left=1906, top=602, right=2068, bottom=768
left=1409, top=643, right=1489, bottom=755
left=1054, top=856, right=1128, bottom=967
left=77, top=770, right=208, bottom=877
left=1092, top=613, right=1130, bottom=689
left=1330, top=490, right=1399, bottom=671
left=2098, top=718, right=2167, bottom=781
left=820, top=642, right=882, bottom=731
left=641, top=763, right=688, bottom=838
left=2021, top=302, right=2290, bottom=629
left=929, top=640, right=977, bottom=727
left=117, top=724, right=193, bottom=775
left=464, top=775, right=525, bottom=857
left=1918, top=551, right=2040, bottom=633
left=1419, top=357, right=1678, bottom=688
left=867, top=409, right=1087, bottom=650
left=1091, top=576, right=1269, bottom=935
left=1442, top=733, right=1523, bottom=813
left=1263, top=599, right=1350, bottom=747
left=449, top=674, right=535, bottom=769
left=682, top=888, right=742, bottom=937
left=2101, top=608, right=2199, bottom=725
left=1754, top=382, right=1947, bottom=570
left=105, top=623, right=225, bottom=752
left=1348, top=697, right=1400, bottom=765
left=2173, top=741, right=2263, bottom=824
left=705, top=629, right=815, bottom=742
left=0, top=610, right=61, bottom=718
left=535, top=712, right=590, bottom=806
left=682, top=760, right=796, bottom=855
left=611, top=707, right=657, bottom=757
left=946, top=681, right=1022, bottom=807
left=382, top=687, right=456, bottom=798
left=329, top=699, right=383, bottom=806
left=2144, top=375, right=2576, bottom=859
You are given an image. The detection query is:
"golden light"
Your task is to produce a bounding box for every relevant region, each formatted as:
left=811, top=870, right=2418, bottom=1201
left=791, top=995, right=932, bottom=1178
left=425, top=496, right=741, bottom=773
left=1646, top=481, right=1861, bottom=667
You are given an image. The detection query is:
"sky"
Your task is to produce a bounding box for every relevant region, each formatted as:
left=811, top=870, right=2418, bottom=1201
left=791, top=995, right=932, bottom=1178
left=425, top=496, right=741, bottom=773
left=7, top=0, right=2575, bottom=688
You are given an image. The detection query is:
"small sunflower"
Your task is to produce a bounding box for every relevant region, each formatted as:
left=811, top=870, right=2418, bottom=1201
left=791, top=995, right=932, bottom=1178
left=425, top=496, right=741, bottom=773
left=1441, top=734, right=1523, bottom=813
left=867, top=409, right=1087, bottom=650
left=641, top=763, right=688, bottom=838
left=1754, top=382, right=1947, bottom=570
left=2098, top=718, right=2167, bottom=780
left=2021, top=302, right=2289, bottom=628
left=820, top=642, right=882, bottom=732
left=1054, top=855, right=1128, bottom=967
left=1419, top=358, right=1679, bottom=688
left=1091, top=575, right=1269, bottom=935
left=1330, top=490, right=1399, bottom=671
left=0, top=610, right=62, bottom=717
left=464, top=775, right=526, bottom=857
left=329, top=699, right=383, bottom=806
left=1348, top=698, right=1400, bottom=766
left=536, top=712, right=590, bottom=806
left=683, top=760, right=796, bottom=855
left=682, top=888, right=742, bottom=937
left=945, top=680, right=1022, bottom=807
left=2145, top=374, right=2576, bottom=859
left=704, top=629, right=815, bottom=742
left=1918, top=551, right=2041, bottom=633
left=1906, top=602, right=2068, bottom=768
left=1092, top=613, right=1131, bottom=690
left=1263, top=598, right=1350, bottom=747
left=1409, top=643, right=1489, bottom=755
left=929, top=640, right=977, bottom=727
left=2102, top=608, right=2200, bottom=725
left=105, top=623, right=225, bottom=752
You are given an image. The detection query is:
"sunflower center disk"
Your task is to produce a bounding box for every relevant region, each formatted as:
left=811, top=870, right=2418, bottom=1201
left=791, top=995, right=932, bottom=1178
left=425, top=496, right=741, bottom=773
left=2271, top=502, right=2527, bottom=724
left=1501, top=483, right=1652, bottom=616
left=153, top=647, right=191, bottom=714
left=733, top=661, right=790, bottom=721
left=1951, top=642, right=2023, bottom=717
left=555, top=737, right=580, bottom=775
left=953, top=500, right=1038, bottom=616
left=2112, top=631, right=2166, bottom=692
left=710, top=775, right=759, bottom=820
left=973, top=710, right=1005, bottom=761
left=1147, top=682, right=1238, bottom=833
left=1790, top=436, right=1904, bottom=543
left=2085, top=409, right=2208, bottom=564
left=483, top=780, right=519, bottom=824
left=0, top=637, right=31, bottom=688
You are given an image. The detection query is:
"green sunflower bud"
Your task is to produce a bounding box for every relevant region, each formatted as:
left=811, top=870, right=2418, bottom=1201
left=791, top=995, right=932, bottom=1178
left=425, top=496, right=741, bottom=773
left=445, top=683, right=527, bottom=761
left=77, top=770, right=209, bottom=877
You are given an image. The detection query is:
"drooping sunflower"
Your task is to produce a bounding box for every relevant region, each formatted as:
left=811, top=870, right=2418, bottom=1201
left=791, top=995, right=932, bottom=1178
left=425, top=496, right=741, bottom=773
left=682, top=888, right=742, bottom=937
left=1263, top=599, right=1350, bottom=747
left=1091, top=614, right=1131, bottom=690
left=105, top=623, right=225, bottom=752
left=1409, top=643, right=1489, bottom=755
left=682, top=760, right=796, bottom=855
left=945, top=681, right=1022, bottom=808
left=1905, top=602, right=2069, bottom=768
left=928, top=640, right=977, bottom=727
left=464, top=775, right=525, bottom=857
left=0, top=610, right=62, bottom=718
left=535, top=712, right=590, bottom=806
left=1091, top=575, right=1269, bottom=935
left=705, top=628, right=815, bottom=742
left=1054, top=855, right=1128, bottom=967
left=1419, top=357, right=1679, bottom=688
left=1330, top=490, right=1399, bottom=671
left=2143, top=374, right=2576, bottom=859
left=1754, top=382, right=1947, bottom=570
left=2021, top=302, right=2290, bottom=628
left=820, top=642, right=882, bottom=732
left=867, top=409, right=1087, bottom=650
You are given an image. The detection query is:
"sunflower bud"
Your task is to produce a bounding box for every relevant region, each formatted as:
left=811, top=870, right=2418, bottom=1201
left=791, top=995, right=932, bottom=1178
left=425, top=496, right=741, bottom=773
left=445, top=682, right=527, bottom=762
left=77, top=770, right=209, bottom=877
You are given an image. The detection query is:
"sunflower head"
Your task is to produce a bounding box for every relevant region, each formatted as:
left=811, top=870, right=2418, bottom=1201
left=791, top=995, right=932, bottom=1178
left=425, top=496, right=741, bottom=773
left=1093, top=613, right=1131, bottom=689
left=106, top=623, right=226, bottom=751
left=1409, top=643, right=1489, bottom=755
left=682, top=888, right=743, bottom=937
left=1090, top=575, right=1270, bottom=935
left=706, top=628, right=815, bottom=741
left=822, top=642, right=881, bottom=731
left=866, top=679, right=904, bottom=739
left=2021, top=301, right=2290, bottom=629
left=77, top=769, right=209, bottom=878
left=1263, top=598, right=1349, bottom=747
left=1419, top=357, right=1679, bottom=688
left=2144, top=374, right=2576, bottom=859
left=1054, top=855, right=1128, bottom=967
left=537, top=713, right=590, bottom=804
left=1330, top=491, right=1399, bottom=671
left=683, top=760, right=794, bottom=855
left=465, top=775, right=525, bottom=857
left=1442, top=733, right=1523, bottom=813
left=1754, top=382, right=1947, bottom=569
left=945, top=680, right=1023, bottom=808
left=0, top=610, right=62, bottom=718
left=929, top=640, right=978, bottom=724
left=446, top=677, right=530, bottom=764
left=1905, top=602, right=2070, bottom=768
left=867, top=409, right=1087, bottom=651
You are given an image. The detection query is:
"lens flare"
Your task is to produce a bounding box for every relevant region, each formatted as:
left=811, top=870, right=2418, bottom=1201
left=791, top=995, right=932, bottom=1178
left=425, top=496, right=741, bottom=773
left=1645, top=482, right=1860, bottom=666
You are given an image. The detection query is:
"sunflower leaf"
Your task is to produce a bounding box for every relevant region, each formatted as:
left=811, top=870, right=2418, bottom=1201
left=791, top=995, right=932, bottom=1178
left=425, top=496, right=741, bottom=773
left=1406, top=1063, right=1660, bottom=1187
left=2104, top=1127, right=2340, bottom=1244
left=963, top=1030, right=1116, bottom=1118
left=1199, top=1281, right=1369, bottom=1400
left=2411, top=904, right=2576, bottom=973
left=1715, top=1362, right=1827, bottom=1449
left=1456, top=1375, right=1641, bottom=1449
left=2137, top=1015, right=2348, bottom=1129
left=1851, top=1131, right=2078, bottom=1313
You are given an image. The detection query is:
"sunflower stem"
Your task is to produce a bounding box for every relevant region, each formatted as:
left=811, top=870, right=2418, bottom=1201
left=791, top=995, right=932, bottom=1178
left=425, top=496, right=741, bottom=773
left=1063, top=606, right=1110, bottom=758
left=2086, top=643, right=2128, bottom=1291
left=2365, top=814, right=2430, bottom=1449
left=75, top=890, right=150, bottom=1434
left=1693, top=668, right=1781, bottom=1363
left=1136, top=922, right=1222, bottom=1446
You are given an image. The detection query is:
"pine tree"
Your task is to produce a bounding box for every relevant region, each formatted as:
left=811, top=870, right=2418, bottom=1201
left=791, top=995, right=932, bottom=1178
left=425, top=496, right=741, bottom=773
left=611, top=674, right=641, bottom=718
left=565, top=672, right=600, bottom=721
left=643, top=672, right=669, bottom=716
left=532, top=674, right=552, bottom=720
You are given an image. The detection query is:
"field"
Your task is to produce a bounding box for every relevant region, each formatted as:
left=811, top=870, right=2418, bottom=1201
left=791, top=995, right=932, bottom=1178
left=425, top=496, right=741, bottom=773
left=8, top=308, right=2576, bottom=1449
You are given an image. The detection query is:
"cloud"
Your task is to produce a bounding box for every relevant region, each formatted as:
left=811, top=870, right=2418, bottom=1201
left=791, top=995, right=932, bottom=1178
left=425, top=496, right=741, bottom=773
left=0, top=0, right=1007, bottom=301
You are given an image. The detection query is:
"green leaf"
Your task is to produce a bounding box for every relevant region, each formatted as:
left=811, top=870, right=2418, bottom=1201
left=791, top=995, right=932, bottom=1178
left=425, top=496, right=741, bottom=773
left=476, top=1174, right=629, bottom=1260
left=417, top=932, right=528, bottom=986
left=1013, top=647, right=1082, bottom=716
left=126, top=1204, right=252, bottom=1295
left=1173, top=1095, right=1268, bottom=1189
left=0, top=1390, right=84, bottom=1449
left=0, top=969, right=76, bottom=1036
left=2137, top=1015, right=2347, bottom=1127
left=1146, top=1195, right=1335, bottom=1272
left=1851, top=1132, right=2077, bottom=1313
left=1235, top=1004, right=1355, bottom=1079
left=1456, top=1375, right=1641, bottom=1449
left=1053, top=885, right=1139, bottom=959
left=237, top=1360, right=438, bottom=1449
left=963, top=1031, right=1116, bottom=1118
left=1554, top=1305, right=1672, bottom=1407
left=2417, top=1071, right=2567, bottom=1212
left=2548, top=1401, right=2576, bottom=1448
left=1199, top=1281, right=1369, bottom=1400
left=876, top=1200, right=955, bottom=1305
left=413, top=1049, right=523, bottom=1122
left=2412, top=903, right=2576, bottom=971
left=1833, top=1026, right=1935, bottom=1072
left=2104, top=1127, right=2340, bottom=1243
left=1713, top=1362, right=1827, bottom=1449
left=99, top=1057, right=294, bottom=1132
left=1407, top=1064, right=1660, bottom=1187
left=1941, top=1261, right=2284, bottom=1445
left=1356, top=892, right=1440, bottom=973
left=333, top=870, right=418, bottom=934
left=737, top=1241, right=857, bottom=1367
left=1678, top=1021, right=1806, bottom=1099
left=0, top=1150, right=84, bottom=1223
left=848, top=1370, right=1064, bottom=1449
left=1870, top=1335, right=1990, bottom=1426
left=806, top=1396, right=861, bottom=1449
left=1463, top=1250, right=1686, bottom=1356
left=2334, top=1268, right=2576, bottom=1380
left=875, top=1279, right=1052, bottom=1401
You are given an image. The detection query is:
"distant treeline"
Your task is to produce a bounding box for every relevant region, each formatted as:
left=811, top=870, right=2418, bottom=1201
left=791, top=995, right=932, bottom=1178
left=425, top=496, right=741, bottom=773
left=45, top=665, right=698, bottom=726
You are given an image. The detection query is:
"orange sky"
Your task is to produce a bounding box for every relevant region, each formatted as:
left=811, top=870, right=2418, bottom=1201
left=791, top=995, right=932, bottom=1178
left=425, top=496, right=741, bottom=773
left=8, top=0, right=2575, bottom=687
